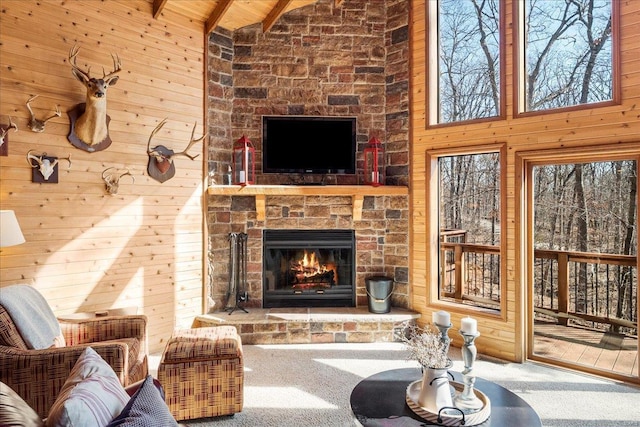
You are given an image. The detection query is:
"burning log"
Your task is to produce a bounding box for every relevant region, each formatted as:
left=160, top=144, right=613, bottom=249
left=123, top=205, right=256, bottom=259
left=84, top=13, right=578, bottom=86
left=291, top=270, right=335, bottom=289
left=292, top=282, right=331, bottom=290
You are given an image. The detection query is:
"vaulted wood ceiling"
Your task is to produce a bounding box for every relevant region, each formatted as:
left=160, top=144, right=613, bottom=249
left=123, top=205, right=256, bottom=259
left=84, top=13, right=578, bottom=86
left=152, top=0, right=344, bottom=34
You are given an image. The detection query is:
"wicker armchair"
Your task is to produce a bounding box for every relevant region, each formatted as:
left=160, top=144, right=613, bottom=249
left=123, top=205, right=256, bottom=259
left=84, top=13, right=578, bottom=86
left=0, top=284, right=148, bottom=419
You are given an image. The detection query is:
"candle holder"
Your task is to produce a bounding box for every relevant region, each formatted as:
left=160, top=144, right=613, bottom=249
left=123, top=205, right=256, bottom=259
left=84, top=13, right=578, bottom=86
left=453, top=331, right=484, bottom=413
left=433, top=321, right=452, bottom=356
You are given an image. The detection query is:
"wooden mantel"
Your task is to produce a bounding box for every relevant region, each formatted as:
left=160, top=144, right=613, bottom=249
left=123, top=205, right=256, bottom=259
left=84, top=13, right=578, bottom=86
left=207, top=185, right=409, bottom=221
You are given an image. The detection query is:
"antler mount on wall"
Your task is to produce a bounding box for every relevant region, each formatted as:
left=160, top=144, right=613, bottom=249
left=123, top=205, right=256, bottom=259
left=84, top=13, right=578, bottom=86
left=67, top=45, right=121, bottom=152
left=146, top=118, right=206, bottom=183
left=27, top=150, right=71, bottom=183
left=0, top=116, right=18, bottom=156
left=102, top=167, right=134, bottom=195
left=26, top=95, right=61, bottom=133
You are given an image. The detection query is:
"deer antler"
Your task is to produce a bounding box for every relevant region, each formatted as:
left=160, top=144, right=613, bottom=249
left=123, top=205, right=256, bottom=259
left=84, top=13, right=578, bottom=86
left=69, top=44, right=92, bottom=83
left=60, top=153, right=72, bottom=169
left=26, top=151, right=71, bottom=181
left=1, top=116, right=18, bottom=146
left=26, top=95, right=61, bottom=132
left=172, top=122, right=207, bottom=160
left=5, top=116, right=18, bottom=132
left=102, top=167, right=134, bottom=195
left=102, top=52, right=122, bottom=80
left=146, top=118, right=169, bottom=159
left=69, top=44, right=121, bottom=83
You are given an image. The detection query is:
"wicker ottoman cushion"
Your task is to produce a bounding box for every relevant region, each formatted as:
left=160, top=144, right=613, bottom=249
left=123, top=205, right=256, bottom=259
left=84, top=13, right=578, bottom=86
left=163, top=326, right=241, bottom=361
left=158, top=326, right=243, bottom=421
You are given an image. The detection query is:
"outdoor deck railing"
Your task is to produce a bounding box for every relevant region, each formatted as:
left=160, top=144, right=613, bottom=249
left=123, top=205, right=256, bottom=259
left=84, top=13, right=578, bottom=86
left=440, top=242, right=638, bottom=334
left=534, top=249, right=637, bottom=333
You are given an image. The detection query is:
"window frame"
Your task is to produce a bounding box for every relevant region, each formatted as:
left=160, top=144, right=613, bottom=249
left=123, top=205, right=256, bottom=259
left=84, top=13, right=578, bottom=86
left=518, top=144, right=640, bottom=383
left=426, top=0, right=507, bottom=128
left=513, top=0, right=621, bottom=118
left=426, top=143, right=507, bottom=318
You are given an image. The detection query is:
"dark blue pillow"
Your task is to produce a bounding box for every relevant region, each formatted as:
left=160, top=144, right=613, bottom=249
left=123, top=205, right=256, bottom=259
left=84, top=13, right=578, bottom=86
left=106, top=375, right=178, bottom=427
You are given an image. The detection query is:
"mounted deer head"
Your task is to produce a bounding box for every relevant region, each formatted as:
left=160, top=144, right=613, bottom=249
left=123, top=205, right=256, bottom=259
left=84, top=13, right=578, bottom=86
left=27, top=150, right=71, bottom=182
left=146, top=118, right=207, bottom=183
left=102, top=167, right=134, bottom=195
left=26, top=95, right=61, bottom=133
left=1, top=116, right=18, bottom=148
left=67, top=44, right=121, bottom=152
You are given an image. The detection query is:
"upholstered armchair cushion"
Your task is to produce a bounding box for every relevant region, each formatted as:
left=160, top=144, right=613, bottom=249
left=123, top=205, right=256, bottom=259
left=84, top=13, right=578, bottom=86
left=0, top=284, right=63, bottom=349
left=0, top=285, right=148, bottom=419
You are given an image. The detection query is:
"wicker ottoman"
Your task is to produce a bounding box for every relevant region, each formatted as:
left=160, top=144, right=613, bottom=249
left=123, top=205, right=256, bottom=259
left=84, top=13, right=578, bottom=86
left=157, top=326, right=244, bottom=421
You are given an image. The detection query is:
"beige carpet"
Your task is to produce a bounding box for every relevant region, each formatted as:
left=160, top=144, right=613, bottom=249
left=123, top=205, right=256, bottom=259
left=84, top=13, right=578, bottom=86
left=149, top=342, right=640, bottom=427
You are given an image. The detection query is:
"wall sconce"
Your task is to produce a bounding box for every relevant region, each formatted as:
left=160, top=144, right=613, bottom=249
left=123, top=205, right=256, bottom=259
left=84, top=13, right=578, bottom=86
left=364, top=136, right=385, bottom=187
left=0, top=210, right=26, bottom=247
left=233, top=135, right=255, bottom=186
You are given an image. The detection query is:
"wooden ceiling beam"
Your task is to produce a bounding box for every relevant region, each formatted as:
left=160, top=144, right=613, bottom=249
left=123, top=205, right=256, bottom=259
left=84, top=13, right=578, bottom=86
left=205, top=0, right=234, bottom=35
left=262, top=0, right=293, bottom=33
left=152, top=0, right=169, bottom=19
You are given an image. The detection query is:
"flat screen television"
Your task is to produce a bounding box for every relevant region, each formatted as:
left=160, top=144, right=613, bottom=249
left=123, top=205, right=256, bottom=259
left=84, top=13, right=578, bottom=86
left=262, top=116, right=356, bottom=174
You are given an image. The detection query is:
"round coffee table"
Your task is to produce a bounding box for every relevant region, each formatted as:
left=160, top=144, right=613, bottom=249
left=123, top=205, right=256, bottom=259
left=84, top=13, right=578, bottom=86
left=350, top=368, right=542, bottom=426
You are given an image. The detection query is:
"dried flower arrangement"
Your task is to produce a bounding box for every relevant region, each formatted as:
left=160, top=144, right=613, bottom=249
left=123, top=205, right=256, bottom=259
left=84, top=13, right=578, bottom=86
left=399, top=323, right=451, bottom=369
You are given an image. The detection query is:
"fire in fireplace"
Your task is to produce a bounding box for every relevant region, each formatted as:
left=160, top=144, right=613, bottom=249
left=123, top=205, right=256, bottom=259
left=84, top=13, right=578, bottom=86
left=263, top=229, right=355, bottom=308
left=290, top=250, right=336, bottom=290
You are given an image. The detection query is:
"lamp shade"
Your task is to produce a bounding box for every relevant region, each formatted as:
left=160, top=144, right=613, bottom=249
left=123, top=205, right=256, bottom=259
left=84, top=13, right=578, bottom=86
left=0, top=210, right=26, bottom=247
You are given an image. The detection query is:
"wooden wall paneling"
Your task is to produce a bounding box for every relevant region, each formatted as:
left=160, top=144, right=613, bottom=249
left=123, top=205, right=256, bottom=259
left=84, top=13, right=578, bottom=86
left=0, top=0, right=205, bottom=353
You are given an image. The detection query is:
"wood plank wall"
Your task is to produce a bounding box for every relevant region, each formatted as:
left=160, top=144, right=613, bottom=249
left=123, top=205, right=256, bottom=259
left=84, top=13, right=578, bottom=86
left=410, top=0, right=640, bottom=363
left=0, top=0, right=206, bottom=353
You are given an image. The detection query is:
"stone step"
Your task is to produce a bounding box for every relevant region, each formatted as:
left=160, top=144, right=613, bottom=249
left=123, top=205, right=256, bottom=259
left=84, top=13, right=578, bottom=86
left=193, top=307, right=421, bottom=345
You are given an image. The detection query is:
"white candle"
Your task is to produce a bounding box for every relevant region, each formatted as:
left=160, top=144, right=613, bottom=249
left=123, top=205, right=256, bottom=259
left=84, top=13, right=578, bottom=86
left=432, top=310, right=450, bottom=326
left=238, top=171, right=246, bottom=183
left=461, top=316, right=477, bottom=334
left=371, top=171, right=379, bottom=183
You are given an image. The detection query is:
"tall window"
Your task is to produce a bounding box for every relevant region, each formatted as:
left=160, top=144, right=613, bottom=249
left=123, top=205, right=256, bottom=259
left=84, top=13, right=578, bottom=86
left=528, top=156, right=638, bottom=380
left=430, top=148, right=504, bottom=312
left=429, top=0, right=502, bottom=125
left=520, top=0, right=616, bottom=113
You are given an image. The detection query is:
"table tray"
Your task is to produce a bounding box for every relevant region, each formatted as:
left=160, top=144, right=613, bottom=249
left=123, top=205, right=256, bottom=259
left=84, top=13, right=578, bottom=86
left=405, top=380, right=491, bottom=426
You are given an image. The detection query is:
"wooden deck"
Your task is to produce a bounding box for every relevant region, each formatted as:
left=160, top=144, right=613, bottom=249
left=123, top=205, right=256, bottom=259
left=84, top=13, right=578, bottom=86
left=533, top=321, right=638, bottom=378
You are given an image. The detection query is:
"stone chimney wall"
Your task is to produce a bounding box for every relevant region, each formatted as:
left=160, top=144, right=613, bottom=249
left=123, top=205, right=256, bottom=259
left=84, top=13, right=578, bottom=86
left=206, top=0, right=410, bottom=312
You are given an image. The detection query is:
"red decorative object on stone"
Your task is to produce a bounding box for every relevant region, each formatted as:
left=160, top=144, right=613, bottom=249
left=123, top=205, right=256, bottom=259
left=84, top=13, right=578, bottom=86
left=364, top=136, right=384, bottom=186
left=232, top=135, right=255, bottom=186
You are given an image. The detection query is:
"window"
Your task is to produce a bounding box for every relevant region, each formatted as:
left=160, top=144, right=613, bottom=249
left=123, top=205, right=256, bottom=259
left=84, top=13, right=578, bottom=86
left=428, top=0, right=503, bottom=125
left=525, top=152, right=639, bottom=380
left=518, top=0, right=617, bottom=113
left=428, top=147, right=505, bottom=312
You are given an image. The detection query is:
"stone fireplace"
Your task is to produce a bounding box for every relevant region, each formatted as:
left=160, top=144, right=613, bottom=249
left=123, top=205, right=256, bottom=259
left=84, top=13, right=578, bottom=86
left=263, top=229, right=355, bottom=308
left=206, top=192, right=410, bottom=312
left=205, top=0, right=411, bottom=314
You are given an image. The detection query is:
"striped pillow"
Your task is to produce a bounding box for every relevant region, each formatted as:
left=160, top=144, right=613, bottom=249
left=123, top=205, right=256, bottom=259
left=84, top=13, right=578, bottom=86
left=47, top=347, right=130, bottom=427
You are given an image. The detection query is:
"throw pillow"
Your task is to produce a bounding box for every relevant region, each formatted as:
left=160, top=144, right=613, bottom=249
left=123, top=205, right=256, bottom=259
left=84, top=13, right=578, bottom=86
left=0, top=381, right=44, bottom=427
left=46, top=346, right=130, bottom=427
left=106, top=375, right=178, bottom=427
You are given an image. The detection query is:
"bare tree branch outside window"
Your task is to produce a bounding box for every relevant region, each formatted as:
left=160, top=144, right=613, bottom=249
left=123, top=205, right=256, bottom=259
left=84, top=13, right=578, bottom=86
left=525, top=0, right=613, bottom=111
left=438, top=152, right=502, bottom=309
left=533, top=161, right=637, bottom=333
left=438, top=0, right=501, bottom=123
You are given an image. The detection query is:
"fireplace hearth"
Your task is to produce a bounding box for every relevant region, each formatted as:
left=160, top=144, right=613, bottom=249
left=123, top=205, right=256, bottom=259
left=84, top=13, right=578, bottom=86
left=263, top=229, right=355, bottom=308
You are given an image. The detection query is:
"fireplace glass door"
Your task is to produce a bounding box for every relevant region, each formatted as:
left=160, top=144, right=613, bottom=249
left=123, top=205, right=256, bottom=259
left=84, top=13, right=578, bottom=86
left=263, top=229, right=355, bottom=308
